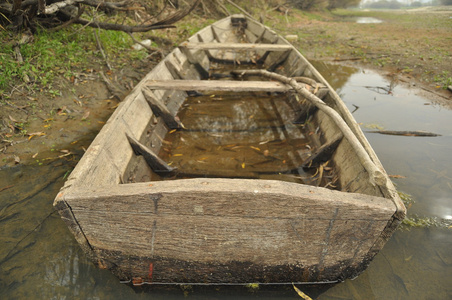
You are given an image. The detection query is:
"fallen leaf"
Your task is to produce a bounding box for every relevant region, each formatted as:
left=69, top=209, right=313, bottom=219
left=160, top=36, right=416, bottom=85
left=14, top=155, right=20, bottom=164
left=389, top=174, right=406, bottom=179
left=73, top=99, right=82, bottom=106
left=81, top=111, right=90, bottom=120
left=292, top=284, right=313, bottom=300
left=28, top=132, right=46, bottom=140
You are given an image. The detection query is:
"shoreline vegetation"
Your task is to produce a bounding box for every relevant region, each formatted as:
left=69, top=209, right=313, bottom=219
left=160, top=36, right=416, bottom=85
left=1, top=4, right=451, bottom=169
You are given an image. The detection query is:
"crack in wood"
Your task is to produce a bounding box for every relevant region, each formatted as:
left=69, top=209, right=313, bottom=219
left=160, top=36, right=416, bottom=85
left=319, top=208, right=339, bottom=268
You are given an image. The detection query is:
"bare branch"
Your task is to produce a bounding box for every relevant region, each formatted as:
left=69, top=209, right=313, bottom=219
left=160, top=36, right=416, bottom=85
left=57, top=0, right=200, bottom=33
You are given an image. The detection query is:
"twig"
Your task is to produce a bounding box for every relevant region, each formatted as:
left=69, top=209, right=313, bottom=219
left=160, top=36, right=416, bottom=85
left=92, top=27, right=112, bottom=70
left=368, top=130, right=441, bottom=137
left=0, top=210, right=57, bottom=265
left=0, top=185, right=14, bottom=193
left=225, top=0, right=257, bottom=21
left=215, top=0, right=230, bottom=16
left=99, top=71, right=124, bottom=100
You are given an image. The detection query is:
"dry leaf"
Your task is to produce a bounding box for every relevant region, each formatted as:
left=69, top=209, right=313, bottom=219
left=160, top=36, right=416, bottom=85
left=28, top=132, right=46, bottom=140
left=292, top=284, right=313, bottom=300
left=81, top=111, right=90, bottom=120
left=389, top=174, right=406, bottom=179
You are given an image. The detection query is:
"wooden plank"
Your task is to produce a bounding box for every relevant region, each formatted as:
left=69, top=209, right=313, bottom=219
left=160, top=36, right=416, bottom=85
left=178, top=46, right=210, bottom=80
left=126, top=133, right=176, bottom=175
left=142, top=88, right=182, bottom=129
left=180, top=42, right=293, bottom=51
left=62, top=179, right=396, bottom=267
left=145, top=79, right=291, bottom=92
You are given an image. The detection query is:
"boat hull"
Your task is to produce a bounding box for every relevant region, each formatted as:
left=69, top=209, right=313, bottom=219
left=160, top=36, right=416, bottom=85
left=54, top=14, right=405, bottom=285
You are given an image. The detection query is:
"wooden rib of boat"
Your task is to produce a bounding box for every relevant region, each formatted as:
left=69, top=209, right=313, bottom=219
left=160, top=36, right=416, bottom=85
left=54, top=15, right=406, bottom=285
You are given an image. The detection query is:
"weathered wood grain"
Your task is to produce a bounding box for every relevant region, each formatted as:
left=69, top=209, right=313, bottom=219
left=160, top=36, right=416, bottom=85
left=57, top=178, right=395, bottom=283
left=145, top=79, right=291, bottom=92
left=180, top=42, right=293, bottom=51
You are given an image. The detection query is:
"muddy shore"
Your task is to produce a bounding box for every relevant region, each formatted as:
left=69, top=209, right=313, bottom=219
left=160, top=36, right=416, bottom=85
left=1, top=7, right=451, bottom=168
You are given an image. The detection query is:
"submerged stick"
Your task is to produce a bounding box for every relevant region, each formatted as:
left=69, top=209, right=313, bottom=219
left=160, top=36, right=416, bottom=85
left=232, top=69, right=386, bottom=186
left=368, top=130, right=441, bottom=137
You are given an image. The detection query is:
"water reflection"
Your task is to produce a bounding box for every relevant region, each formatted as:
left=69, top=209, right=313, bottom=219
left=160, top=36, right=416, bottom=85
left=1, top=62, right=451, bottom=299
left=356, top=17, right=383, bottom=24
left=313, top=62, right=452, bottom=299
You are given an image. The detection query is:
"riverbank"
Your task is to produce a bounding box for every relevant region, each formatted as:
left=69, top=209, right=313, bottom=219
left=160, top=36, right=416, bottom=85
left=1, top=7, right=451, bottom=168
left=274, top=7, right=452, bottom=99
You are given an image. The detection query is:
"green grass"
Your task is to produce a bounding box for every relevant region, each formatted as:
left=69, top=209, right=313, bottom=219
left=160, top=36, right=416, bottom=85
left=433, top=71, right=452, bottom=89
left=0, top=23, right=148, bottom=96
left=0, top=28, right=88, bottom=94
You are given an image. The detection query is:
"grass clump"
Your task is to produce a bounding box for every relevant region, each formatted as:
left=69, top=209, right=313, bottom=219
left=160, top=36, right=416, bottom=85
left=0, top=28, right=87, bottom=94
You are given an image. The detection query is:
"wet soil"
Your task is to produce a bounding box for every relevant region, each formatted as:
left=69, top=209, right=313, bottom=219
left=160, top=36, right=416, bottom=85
left=1, top=8, right=451, bottom=168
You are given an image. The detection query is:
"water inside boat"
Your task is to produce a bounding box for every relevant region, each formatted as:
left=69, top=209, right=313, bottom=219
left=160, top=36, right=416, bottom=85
left=125, top=68, right=339, bottom=189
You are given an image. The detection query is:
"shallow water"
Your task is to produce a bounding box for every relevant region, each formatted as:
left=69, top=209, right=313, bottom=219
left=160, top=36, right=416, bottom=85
left=1, top=62, right=451, bottom=299
left=157, top=91, right=321, bottom=185
left=356, top=17, right=383, bottom=24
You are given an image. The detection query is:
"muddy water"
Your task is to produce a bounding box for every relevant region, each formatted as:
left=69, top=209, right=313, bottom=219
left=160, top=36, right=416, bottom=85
left=158, top=91, right=319, bottom=184
left=1, top=63, right=451, bottom=299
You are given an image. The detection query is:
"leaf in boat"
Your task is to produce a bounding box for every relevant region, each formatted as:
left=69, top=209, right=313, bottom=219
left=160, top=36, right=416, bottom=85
left=292, top=284, right=313, bottom=300
left=250, top=146, right=261, bottom=151
left=241, top=162, right=246, bottom=169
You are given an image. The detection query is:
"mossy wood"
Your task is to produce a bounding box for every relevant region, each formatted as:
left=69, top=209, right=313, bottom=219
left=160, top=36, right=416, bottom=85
left=54, top=15, right=406, bottom=285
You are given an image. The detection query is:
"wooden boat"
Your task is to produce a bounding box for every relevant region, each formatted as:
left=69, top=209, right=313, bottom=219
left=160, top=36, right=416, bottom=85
left=54, top=15, right=406, bottom=285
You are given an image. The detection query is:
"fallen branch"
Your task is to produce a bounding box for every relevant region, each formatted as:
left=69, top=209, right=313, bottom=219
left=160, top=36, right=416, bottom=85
left=44, top=0, right=78, bottom=15
left=368, top=130, right=441, bottom=137
left=93, top=27, right=112, bottom=70
left=232, top=69, right=386, bottom=186
left=4, top=0, right=200, bottom=33
left=225, top=0, right=257, bottom=21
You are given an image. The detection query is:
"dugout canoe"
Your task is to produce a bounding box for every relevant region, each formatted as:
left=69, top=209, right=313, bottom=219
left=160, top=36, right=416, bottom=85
left=54, top=15, right=406, bottom=285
